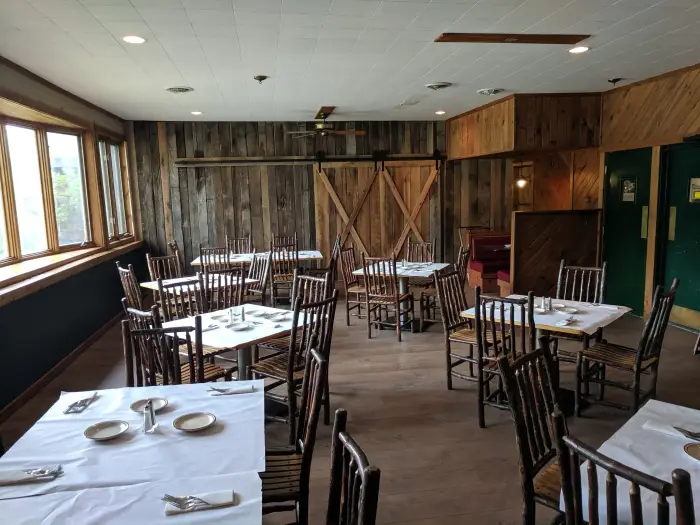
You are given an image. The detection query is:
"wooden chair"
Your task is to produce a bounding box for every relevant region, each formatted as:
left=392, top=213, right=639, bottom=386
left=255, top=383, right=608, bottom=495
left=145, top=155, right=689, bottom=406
left=251, top=293, right=337, bottom=443
left=203, top=267, right=244, bottom=311
left=695, top=332, right=700, bottom=356
left=146, top=253, right=183, bottom=281
left=327, top=409, right=381, bottom=525
left=552, top=410, right=695, bottom=525
left=272, top=232, right=298, bottom=248
left=156, top=275, right=206, bottom=322
left=122, top=316, right=232, bottom=386
left=339, top=245, right=365, bottom=326
left=475, top=287, right=536, bottom=428
left=456, top=245, right=470, bottom=289
left=362, top=255, right=414, bottom=342
left=245, top=251, right=272, bottom=305
left=226, top=233, right=252, bottom=254
left=575, top=279, right=679, bottom=416
left=307, top=235, right=340, bottom=285
left=260, top=348, right=328, bottom=524
left=552, top=260, right=608, bottom=364
left=406, top=239, right=435, bottom=263
left=270, top=240, right=300, bottom=307
left=199, top=245, right=232, bottom=272
left=497, top=342, right=564, bottom=525
left=116, top=261, right=142, bottom=310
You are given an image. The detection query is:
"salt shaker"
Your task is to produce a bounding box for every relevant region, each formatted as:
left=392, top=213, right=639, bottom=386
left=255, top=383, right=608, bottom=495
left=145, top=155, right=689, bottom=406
left=143, top=400, right=157, bottom=434
left=548, top=297, right=553, bottom=311
left=241, top=305, right=246, bottom=322
left=229, top=307, right=234, bottom=325
left=540, top=296, right=546, bottom=310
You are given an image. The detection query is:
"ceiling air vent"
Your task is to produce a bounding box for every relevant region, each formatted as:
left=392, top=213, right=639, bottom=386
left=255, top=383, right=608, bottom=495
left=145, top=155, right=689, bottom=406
left=477, top=88, right=504, bottom=96
left=425, top=82, right=452, bottom=91
left=165, top=86, right=194, bottom=94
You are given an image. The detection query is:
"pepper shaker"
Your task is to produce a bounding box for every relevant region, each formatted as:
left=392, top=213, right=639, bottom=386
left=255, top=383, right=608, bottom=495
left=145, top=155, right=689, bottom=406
left=143, top=400, right=157, bottom=434
left=241, top=305, right=246, bottom=322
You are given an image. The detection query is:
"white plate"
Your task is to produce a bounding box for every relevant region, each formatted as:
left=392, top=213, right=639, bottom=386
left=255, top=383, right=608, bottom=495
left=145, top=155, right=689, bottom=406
left=130, top=398, right=168, bottom=413
left=533, top=307, right=547, bottom=314
left=561, top=307, right=578, bottom=314
left=225, top=322, right=251, bottom=331
left=271, top=312, right=289, bottom=321
left=84, top=420, right=129, bottom=441
left=552, top=303, right=566, bottom=309
left=248, top=310, right=270, bottom=318
left=210, top=314, right=228, bottom=321
left=173, top=412, right=216, bottom=432
left=556, top=319, right=573, bottom=327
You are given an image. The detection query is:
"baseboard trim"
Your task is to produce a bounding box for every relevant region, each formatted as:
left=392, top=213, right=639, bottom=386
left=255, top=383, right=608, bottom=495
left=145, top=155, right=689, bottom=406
left=0, top=311, right=125, bottom=424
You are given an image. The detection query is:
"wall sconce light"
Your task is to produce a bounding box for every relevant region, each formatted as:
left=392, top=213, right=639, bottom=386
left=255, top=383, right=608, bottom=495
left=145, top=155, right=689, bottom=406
left=516, top=177, right=528, bottom=188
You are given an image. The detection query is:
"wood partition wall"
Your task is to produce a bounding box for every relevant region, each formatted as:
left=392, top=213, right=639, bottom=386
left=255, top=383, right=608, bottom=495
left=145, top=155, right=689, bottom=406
left=510, top=209, right=602, bottom=297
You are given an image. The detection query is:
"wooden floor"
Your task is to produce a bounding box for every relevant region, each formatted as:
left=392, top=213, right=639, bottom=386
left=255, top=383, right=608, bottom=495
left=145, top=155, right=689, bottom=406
left=2, top=300, right=699, bottom=524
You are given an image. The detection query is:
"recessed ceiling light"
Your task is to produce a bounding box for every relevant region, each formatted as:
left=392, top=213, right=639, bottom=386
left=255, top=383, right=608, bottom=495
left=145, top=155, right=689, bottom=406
left=191, top=111, right=203, bottom=116
left=569, top=46, right=589, bottom=54
left=123, top=35, right=146, bottom=44
left=435, top=110, right=446, bottom=115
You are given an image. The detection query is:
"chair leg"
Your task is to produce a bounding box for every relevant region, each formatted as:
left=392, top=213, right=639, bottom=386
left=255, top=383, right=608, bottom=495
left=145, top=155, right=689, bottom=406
left=632, top=374, right=641, bottom=413
left=366, top=301, right=372, bottom=339
left=345, top=295, right=350, bottom=326
left=574, top=355, right=583, bottom=417
left=446, top=341, right=453, bottom=390
left=597, top=364, right=606, bottom=401
left=477, top=360, right=485, bottom=428
left=287, top=380, right=297, bottom=446
left=468, top=344, right=474, bottom=377
left=419, top=295, right=425, bottom=333
left=323, top=375, right=330, bottom=426
left=396, top=300, right=402, bottom=342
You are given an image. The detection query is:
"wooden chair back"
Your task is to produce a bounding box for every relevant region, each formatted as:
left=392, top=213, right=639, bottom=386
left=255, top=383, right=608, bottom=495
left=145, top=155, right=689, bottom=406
left=639, top=279, right=679, bottom=361
left=434, top=269, right=470, bottom=333
left=122, top=316, right=204, bottom=386
left=203, top=267, right=244, bottom=311
left=199, top=245, right=232, bottom=271
left=116, top=261, right=142, bottom=310
left=340, top=246, right=360, bottom=290
left=406, top=239, right=435, bottom=263
left=291, top=269, right=330, bottom=304
left=271, top=243, right=299, bottom=281
left=362, top=255, right=399, bottom=300
left=157, top=274, right=206, bottom=322
left=246, top=250, right=271, bottom=301
left=556, top=260, right=608, bottom=304
left=226, top=234, right=252, bottom=254
left=475, top=287, right=536, bottom=360
left=167, top=240, right=185, bottom=274
left=552, top=410, right=695, bottom=525
left=327, top=408, right=381, bottom=525
left=122, top=301, right=160, bottom=387
left=456, top=245, right=470, bottom=288
left=296, top=348, right=328, bottom=480
left=328, top=235, right=341, bottom=284
left=146, top=253, right=183, bottom=281
left=458, top=226, right=491, bottom=248
left=288, top=292, right=338, bottom=367
left=272, top=232, right=298, bottom=248
left=498, top=343, right=561, bottom=520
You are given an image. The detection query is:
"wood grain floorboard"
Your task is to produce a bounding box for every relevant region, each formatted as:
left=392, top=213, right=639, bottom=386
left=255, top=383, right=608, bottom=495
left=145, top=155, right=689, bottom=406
left=1, top=300, right=699, bottom=524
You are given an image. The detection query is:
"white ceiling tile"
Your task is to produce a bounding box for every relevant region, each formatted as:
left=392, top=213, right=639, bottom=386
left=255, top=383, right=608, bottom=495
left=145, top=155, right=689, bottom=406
left=181, top=0, right=231, bottom=10
left=85, top=5, right=142, bottom=21
left=188, top=9, right=236, bottom=24
left=323, top=15, right=370, bottom=29
left=365, top=15, right=413, bottom=30
left=80, top=0, right=133, bottom=5
left=101, top=21, right=153, bottom=38
left=234, top=10, right=280, bottom=27
left=149, top=21, right=195, bottom=37
left=320, top=27, right=364, bottom=39
left=29, top=0, right=87, bottom=18
left=374, top=2, right=427, bottom=19
left=232, top=0, right=281, bottom=12
left=137, top=8, right=189, bottom=23
left=0, top=0, right=44, bottom=18
left=281, top=0, right=333, bottom=15
left=280, top=13, right=326, bottom=28
left=279, top=25, right=322, bottom=38
left=51, top=15, right=106, bottom=33
left=329, top=0, right=380, bottom=17
left=448, top=17, right=500, bottom=31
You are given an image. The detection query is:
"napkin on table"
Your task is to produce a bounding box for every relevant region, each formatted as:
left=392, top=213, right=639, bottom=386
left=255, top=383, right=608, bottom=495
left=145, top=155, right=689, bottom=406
left=208, top=385, right=255, bottom=396
left=164, top=491, right=237, bottom=516
left=642, top=420, right=686, bottom=439
left=0, top=470, right=54, bottom=487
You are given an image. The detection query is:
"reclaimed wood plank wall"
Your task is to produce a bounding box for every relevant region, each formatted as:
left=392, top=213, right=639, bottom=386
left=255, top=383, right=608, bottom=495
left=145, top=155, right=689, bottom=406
left=571, top=148, right=601, bottom=210
left=132, top=121, right=445, bottom=269
left=602, top=63, right=700, bottom=150
left=447, top=97, right=515, bottom=160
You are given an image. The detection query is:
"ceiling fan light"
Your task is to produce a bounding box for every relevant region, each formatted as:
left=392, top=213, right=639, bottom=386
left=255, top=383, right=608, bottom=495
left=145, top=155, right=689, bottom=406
left=569, top=46, right=589, bottom=54
left=123, top=35, right=146, bottom=44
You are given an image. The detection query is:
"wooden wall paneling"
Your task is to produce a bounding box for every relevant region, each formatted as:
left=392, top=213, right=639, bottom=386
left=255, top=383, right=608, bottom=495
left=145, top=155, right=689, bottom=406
left=490, top=159, right=504, bottom=231
left=503, top=159, right=514, bottom=232
left=202, top=122, right=219, bottom=245
left=644, top=146, right=662, bottom=317
left=452, top=161, right=462, bottom=257
left=511, top=209, right=602, bottom=296
left=447, top=96, right=515, bottom=159
left=476, top=159, right=491, bottom=228
left=218, top=123, right=235, bottom=239
left=124, top=122, right=142, bottom=241
left=183, top=122, right=199, bottom=257
left=193, top=123, right=209, bottom=249
left=571, top=148, right=601, bottom=210
left=165, top=123, right=183, bottom=255
left=532, top=153, right=572, bottom=211
left=145, top=122, right=166, bottom=255
left=602, top=65, right=700, bottom=150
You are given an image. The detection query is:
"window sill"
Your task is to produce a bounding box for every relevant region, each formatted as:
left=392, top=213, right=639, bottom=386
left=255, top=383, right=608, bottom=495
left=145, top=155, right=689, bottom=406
left=0, top=240, right=143, bottom=307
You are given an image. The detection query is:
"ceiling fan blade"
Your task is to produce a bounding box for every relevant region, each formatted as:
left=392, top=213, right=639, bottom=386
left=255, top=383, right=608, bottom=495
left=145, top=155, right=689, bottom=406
left=292, top=133, right=317, bottom=139
left=330, top=130, right=367, bottom=136
left=287, top=130, right=317, bottom=134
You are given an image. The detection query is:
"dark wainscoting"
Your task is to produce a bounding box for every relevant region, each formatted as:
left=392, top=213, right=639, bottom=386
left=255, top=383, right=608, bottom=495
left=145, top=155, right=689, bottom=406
left=0, top=246, right=147, bottom=411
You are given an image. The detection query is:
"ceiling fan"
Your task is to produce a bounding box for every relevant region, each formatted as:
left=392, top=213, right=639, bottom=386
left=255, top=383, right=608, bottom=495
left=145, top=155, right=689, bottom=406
left=286, top=106, right=367, bottom=139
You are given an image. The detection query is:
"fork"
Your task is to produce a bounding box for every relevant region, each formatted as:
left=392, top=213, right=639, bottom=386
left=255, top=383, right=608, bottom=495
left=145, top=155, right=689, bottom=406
left=207, top=386, right=230, bottom=394
left=162, top=494, right=210, bottom=510
left=24, top=465, right=63, bottom=480
left=673, top=427, right=700, bottom=441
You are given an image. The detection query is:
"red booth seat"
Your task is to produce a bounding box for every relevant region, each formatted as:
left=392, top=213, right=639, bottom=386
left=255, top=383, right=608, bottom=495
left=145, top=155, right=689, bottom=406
left=470, top=260, right=508, bottom=274
left=497, top=270, right=510, bottom=282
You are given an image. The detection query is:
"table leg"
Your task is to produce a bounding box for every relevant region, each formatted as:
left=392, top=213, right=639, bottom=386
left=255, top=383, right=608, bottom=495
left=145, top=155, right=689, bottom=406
left=237, top=345, right=253, bottom=380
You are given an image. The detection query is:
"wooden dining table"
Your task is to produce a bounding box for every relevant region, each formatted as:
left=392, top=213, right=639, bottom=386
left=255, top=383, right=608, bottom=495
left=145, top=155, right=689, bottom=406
left=0, top=381, right=265, bottom=523
left=190, top=250, right=323, bottom=267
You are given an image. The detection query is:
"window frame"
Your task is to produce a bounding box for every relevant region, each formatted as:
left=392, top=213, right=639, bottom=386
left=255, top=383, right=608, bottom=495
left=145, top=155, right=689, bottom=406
left=97, top=137, right=132, bottom=244
left=0, top=116, right=95, bottom=267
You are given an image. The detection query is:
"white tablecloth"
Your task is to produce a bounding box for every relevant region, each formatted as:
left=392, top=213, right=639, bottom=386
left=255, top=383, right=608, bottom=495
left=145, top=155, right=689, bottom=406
left=461, top=296, right=630, bottom=336
left=353, top=262, right=450, bottom=279
left=191, top=250, right=323, bottom=266
left=162, top=306, right=299, bottom=350
left=562, top=400, right=700, bottom=522
left=0, top=472, right=261, bottom=524
left=0, top=381, right=265, bottom=500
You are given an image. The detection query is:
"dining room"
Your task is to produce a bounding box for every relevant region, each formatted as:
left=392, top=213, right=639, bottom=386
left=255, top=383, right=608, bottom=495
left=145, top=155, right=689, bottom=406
left=2, top=1, right=700, bottom=524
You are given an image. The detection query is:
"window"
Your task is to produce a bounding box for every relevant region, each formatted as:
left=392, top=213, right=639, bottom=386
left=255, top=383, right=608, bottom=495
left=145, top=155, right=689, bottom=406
left=98, top=139, right=130, bottom=239
left=0, top=121, right=94, bottom=266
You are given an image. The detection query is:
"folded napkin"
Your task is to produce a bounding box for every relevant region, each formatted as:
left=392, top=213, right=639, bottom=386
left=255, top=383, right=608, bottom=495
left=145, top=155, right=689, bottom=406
left=642, top=420, right=686, bottom=439
left=0, top=470, right=55, bottom=487
left=164, top=491, right=237, bottom=516
left=209, top=385, right=255, bottom=396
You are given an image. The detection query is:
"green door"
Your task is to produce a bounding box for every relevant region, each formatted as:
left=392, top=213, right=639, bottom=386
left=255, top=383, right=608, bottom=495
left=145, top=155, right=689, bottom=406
left=604, top=148, right=653, bottom=315
left=661, top=143, right=700, bottom=315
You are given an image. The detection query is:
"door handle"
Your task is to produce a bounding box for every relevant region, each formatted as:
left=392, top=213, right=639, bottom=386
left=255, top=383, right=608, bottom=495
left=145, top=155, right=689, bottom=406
left=641, top=206, right=648, bottom=239
left=668, top=206, right=677, bottom=241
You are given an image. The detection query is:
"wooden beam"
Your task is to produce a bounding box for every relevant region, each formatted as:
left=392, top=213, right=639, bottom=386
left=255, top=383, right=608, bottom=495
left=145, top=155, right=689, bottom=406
left=314, top=166, right=369, bottom=256
left=338, top=168, right=379, bottom=249
left=156, top=122, right=173, bottom=245
left=392, top=168, right=439, bottom=256
left=435, top=33, right=589, bottom=45
left=643, top=146, right=661, bottom=317
left=383, top=169, right=424, bottom=250
left=174, top=155, right=441, bottom=168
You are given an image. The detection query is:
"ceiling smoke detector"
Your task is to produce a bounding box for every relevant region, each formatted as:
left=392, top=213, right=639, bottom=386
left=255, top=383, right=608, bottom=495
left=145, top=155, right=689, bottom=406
left=166, top=86, right=194, bottom=94
left=425, top=82, right=452, bottom=91
left=477, top=88, right=504, bottom=96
